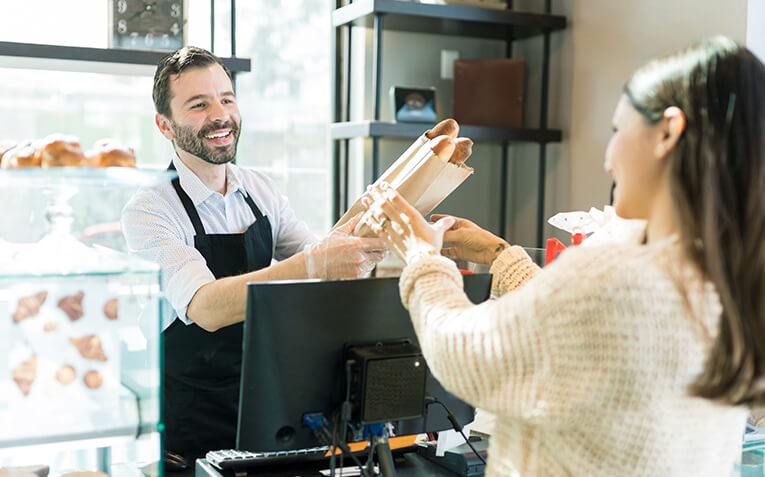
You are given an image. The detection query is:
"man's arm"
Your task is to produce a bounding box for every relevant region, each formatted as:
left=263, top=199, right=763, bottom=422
left=188, top=214, right=385, bottom=332
left=123, top=191, right=384, bottom=333
left=185, top=251, right=308, bottom=331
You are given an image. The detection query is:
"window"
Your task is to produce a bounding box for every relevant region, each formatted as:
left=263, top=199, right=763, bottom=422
left=0, top=0, right=332, bottom=239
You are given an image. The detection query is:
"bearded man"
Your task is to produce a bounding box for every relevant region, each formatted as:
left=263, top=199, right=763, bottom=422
left=121, top=47, right=384, bottom=469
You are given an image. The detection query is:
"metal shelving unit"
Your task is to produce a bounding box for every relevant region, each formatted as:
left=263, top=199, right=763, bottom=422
left=331, top=120, right=562, bottom=143
left=331, top=0, right=566, bottom=247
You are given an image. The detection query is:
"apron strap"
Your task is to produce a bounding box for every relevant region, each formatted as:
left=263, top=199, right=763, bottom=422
left=168, top=160, right=206, bottom=235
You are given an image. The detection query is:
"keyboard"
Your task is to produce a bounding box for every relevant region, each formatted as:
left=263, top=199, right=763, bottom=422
left=206, top=446, right=331, bottom=471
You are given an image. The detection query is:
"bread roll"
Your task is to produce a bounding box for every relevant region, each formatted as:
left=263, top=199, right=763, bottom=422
left=87, top=140, right=136, bottom=167
left=103, top=298, right=118, bottom=320
left=0, top=141, right=16, bottom=164
left=449, top=137, right=473, bottom=165
left=39, top=135, right=86, bottom=167
left=428, top=135, right=456, bottom=161
left=425, top=118, right=459, bottom=140
left=56, top=365, right=76, bottom=385
left=1, top=142, right=40, bottom=169
left=83, top=370, right=103, bottom=390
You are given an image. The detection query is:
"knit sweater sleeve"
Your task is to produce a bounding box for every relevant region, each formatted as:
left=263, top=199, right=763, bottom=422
left=489, top=245, right=541, bottom=296
left=398, top=246, right=633, bottom=420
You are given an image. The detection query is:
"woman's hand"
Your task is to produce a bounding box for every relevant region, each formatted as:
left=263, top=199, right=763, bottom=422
left=361, top=183, right=456, bottom=264
left=430, top=214, right=510, bottom=266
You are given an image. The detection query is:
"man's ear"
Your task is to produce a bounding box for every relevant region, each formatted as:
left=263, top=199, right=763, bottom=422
left=654, top=106, right=686, bottom=159
left=155, top=113, right=175, bottom=140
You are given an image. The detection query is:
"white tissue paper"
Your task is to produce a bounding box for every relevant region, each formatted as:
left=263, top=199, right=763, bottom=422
left=547, top=206, right=646, bottom=247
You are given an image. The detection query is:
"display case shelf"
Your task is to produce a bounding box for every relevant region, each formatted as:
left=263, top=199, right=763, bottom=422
left=0, top=386, right=156, bottom=449
left=333, top=0, right=566, bottom=40
left=0, top=167, right=177, bottom=188
left=331, top=120, right=562, bottom=143
left=0, top=167, right=167, bottom=475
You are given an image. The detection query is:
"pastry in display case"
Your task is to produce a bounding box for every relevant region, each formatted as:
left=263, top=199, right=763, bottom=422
left=0, top=158, right=174, bottom=477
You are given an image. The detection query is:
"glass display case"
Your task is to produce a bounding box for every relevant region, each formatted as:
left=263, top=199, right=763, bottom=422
left=0, top=167, right=174, bottom=477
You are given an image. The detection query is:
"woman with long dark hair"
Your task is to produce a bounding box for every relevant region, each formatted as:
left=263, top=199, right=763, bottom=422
left=362, top=37, right=765, bottom=475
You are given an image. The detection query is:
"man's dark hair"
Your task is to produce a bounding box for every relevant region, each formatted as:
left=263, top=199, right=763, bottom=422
left=152, top=46, right=233, bottom=118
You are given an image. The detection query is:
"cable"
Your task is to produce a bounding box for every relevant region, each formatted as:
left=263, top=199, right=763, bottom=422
left=425, top=396, right=486, bottom=465
left=319, top=425, right=369, bottom=475
left=330, top=412, right=338, bottom=477
left=305, top=414, right=369, bottom=476
left=365, top=433, right=377, bottom=475
left=340, top=359, right=356, bottom=475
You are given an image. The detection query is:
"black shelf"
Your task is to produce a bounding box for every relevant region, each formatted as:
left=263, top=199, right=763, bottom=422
left=333, top=0, right=566, bottom=40
left=331, top=120, right=562, bottom=143
left=0, top=41, right=251, bottom=73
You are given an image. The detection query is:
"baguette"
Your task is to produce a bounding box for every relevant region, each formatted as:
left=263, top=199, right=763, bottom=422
left=428, top=135, right=456, bottom=161
left=449, top=137, right=473, bottom=165
left=425, top=118, right=459, bottom=140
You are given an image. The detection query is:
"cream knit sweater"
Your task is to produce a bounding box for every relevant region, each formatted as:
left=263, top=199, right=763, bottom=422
left=399, top=240, right=747, bottom=476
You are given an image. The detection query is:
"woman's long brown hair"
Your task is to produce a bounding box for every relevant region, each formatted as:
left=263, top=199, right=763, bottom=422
left=625, top=37, right=765, bottom=406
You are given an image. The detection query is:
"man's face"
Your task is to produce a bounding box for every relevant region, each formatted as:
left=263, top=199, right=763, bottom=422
left=164, top=63, right=241, bottom=165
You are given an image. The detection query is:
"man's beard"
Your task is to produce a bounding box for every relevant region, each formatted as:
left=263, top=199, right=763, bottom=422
left=170, top=119, right=241, bottom=165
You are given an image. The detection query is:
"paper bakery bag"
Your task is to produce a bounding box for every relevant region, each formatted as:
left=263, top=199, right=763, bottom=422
left=333, top=119, right=474, bottom=237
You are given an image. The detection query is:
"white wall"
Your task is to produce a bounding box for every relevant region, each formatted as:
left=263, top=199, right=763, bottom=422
left=563, top=0, right=748, bottom=215
left=748, top=0, right=765, bottom=61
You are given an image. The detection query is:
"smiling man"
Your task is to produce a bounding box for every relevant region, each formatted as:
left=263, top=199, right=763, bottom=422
left=121, top=47, right=384, bottom=467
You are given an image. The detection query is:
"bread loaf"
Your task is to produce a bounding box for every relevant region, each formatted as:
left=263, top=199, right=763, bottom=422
left=425, top=118, right=459, bottom=140
left=428, top=135, right=456, bottom=161
left=449, top=137, right=473, bottom=165
left=87, top=140, right=136, bottom=167
left=39, top=135, right=86, bottom=167
left=1, top=142, right=40, bottom=168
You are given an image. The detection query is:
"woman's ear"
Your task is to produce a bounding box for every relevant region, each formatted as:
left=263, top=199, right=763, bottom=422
left=655, top=106, right=686, bottom=159
left=155, top=113, right=175, bottom=140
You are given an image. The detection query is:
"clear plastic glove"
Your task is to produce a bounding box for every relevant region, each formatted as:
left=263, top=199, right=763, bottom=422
left=360, top=182, right=455, bottom=265
left=304, top=213, right=387, bottom=279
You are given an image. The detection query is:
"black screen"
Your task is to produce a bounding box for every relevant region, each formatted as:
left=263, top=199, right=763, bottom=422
left=237, top=274, right=492, bottom=452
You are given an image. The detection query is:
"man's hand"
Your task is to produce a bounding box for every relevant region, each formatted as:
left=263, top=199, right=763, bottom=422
left=304, top=213, right=387, bottom=279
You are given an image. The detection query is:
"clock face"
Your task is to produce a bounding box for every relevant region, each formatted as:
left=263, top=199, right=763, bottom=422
left=110, top=0, right=186, bottom=51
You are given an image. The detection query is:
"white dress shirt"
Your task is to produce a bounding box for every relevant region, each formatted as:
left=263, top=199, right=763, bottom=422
left=121, top=157, right=319, bottom=331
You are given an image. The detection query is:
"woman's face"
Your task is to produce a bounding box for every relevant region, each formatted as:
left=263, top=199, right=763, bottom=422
left=604, top=95, right=666, bottom=220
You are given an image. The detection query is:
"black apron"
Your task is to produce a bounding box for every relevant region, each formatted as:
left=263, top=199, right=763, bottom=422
left=163, top=165, right=273, bottom=455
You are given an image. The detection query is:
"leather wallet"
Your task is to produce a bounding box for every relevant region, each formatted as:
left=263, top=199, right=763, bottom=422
left=453, top=58, right=525, bottom=128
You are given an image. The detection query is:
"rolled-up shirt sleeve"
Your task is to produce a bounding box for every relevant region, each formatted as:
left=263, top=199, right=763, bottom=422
left=121, top=188, right=215, bottom=330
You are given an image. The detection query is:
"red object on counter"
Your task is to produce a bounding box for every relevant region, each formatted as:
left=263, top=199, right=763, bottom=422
left=572, top=233, right=584, bottom=246
left=545, top=238, right=567, bottom=265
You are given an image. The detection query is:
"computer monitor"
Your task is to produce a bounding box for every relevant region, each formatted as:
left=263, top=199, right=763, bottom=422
left=237, top=274, right=492, bottom=452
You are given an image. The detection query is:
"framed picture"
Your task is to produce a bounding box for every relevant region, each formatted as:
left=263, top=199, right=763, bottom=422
left=390, top=86, right=437, bottom=123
